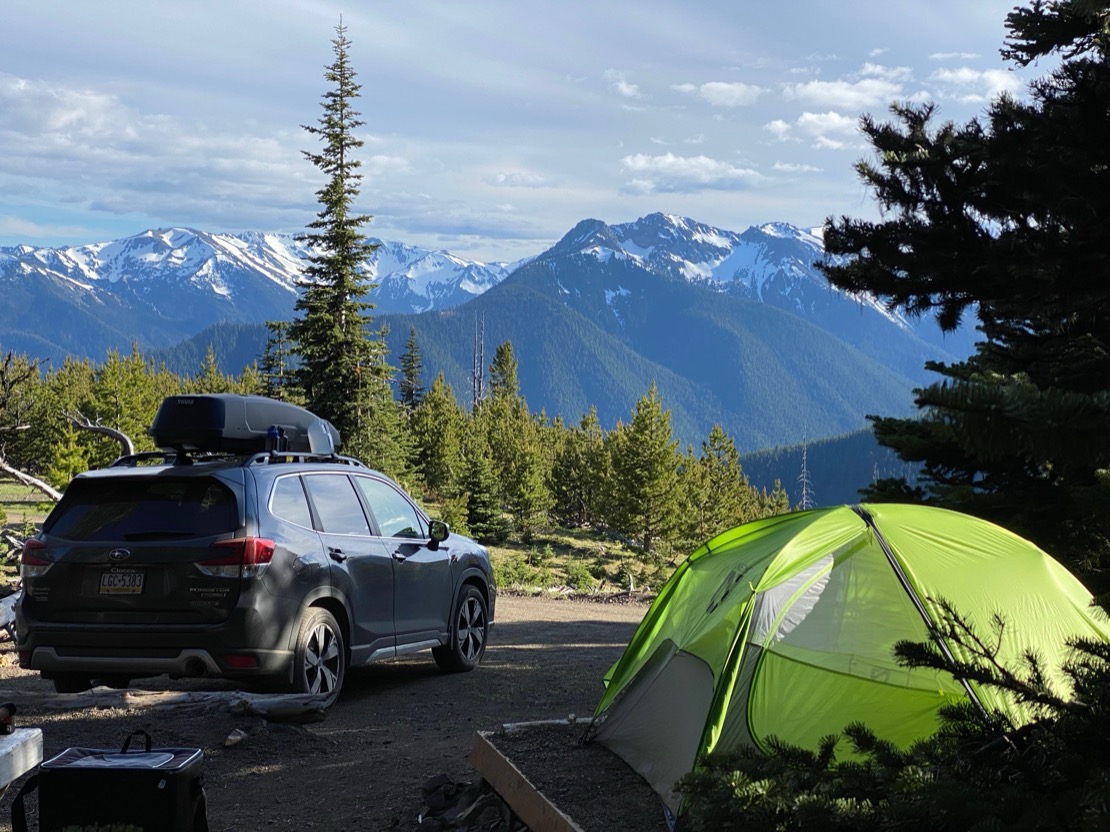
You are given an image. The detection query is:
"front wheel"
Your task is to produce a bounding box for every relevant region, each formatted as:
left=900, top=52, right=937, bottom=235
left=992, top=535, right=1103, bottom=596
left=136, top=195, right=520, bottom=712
left=433, top=585, right=489, bottom=673
left=291, top=607, right=346, bottom=706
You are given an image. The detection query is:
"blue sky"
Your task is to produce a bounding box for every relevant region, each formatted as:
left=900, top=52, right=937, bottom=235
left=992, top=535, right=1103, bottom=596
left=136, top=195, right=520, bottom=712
left=2, top=1, right=1026, bottom=261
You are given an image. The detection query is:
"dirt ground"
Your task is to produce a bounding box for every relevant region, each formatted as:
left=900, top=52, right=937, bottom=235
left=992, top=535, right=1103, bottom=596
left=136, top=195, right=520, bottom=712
left=0, top=594, right=665, bottom=831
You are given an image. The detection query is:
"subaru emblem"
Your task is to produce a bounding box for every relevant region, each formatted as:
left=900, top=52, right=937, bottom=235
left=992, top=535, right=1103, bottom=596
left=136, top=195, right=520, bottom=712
left=108, top=549, right=131, bottom=562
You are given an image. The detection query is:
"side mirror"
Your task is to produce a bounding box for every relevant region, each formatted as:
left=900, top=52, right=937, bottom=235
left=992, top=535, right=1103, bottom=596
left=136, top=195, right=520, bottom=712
left=428, top=520, right=449, bottom=550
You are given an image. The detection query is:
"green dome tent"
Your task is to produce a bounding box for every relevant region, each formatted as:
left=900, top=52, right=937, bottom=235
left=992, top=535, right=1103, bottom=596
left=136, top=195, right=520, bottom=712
left=587, top=503, right=1109, bottom=814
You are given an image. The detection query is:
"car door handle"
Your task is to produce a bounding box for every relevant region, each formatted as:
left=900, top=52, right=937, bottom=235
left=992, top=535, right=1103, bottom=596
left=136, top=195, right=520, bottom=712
left=328, top=548, right=347, bottom=563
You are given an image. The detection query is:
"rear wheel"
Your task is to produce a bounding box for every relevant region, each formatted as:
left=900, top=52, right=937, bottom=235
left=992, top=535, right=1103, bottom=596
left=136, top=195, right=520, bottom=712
left=433, top=585, right=488, bottom=672
left=291, top=607, right=345, bottom=705
left=51, top=673, right=92, bottom=694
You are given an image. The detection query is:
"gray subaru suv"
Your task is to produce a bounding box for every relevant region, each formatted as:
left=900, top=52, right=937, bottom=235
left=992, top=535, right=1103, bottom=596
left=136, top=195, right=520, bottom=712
left=16, top=394, right=496, bottom=703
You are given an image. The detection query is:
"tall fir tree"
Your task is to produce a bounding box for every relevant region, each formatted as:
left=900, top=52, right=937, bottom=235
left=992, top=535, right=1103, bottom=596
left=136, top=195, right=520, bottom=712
left=86, top=345, right=165, bottom=466
left=289, top=22, right=406, bottom=473
left=409, top=372, right=464, bottom=497
left=258, top=320, right=296, bottom=401
left=550, top=407, right=610, bottom=528
left=819, top=0, right=1110, bottom=587
left=398, top=325, right=425, bottom=412
left=190, top=345, right=233, bottom=394
left=604, top=382, right=682, bottom=556
left=459, top=427, right=509, bottom=545
left=477, top=341, right=551, bottom=539
left=680, top=424, right=761, bottom=546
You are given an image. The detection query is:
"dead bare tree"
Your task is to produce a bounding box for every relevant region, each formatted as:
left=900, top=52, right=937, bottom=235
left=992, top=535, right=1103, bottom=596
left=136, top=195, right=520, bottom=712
left=0, top=454, right=62, bottom=502
left=66, top=409, right=135, bottom=458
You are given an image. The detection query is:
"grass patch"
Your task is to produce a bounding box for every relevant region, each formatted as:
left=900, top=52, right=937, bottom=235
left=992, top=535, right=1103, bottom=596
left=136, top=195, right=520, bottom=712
left=488, top=527, right=664, bottom=597
left=0, top=477, right=52, bottom=528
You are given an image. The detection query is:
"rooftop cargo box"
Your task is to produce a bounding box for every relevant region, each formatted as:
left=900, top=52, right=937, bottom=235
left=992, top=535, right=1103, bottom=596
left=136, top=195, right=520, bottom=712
left=149, top=394, right=341, bottom=455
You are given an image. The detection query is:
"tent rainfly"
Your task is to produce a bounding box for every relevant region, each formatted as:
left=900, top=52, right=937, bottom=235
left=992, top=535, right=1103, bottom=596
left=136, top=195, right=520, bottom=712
left=587, top=503, right=1109, bottom=815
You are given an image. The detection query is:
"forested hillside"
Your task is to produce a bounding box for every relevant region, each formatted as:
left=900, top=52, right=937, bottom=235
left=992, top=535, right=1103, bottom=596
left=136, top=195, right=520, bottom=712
left=739, top=428, right=919, bottom=507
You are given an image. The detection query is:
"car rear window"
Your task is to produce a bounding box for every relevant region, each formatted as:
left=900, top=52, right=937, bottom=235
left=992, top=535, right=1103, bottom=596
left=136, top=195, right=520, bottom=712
left=45, top=476, right=239, bottom=542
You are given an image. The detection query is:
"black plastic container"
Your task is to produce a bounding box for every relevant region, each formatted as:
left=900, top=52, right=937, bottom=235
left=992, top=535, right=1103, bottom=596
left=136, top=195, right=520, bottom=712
left=13, top=730, right=208, bottom=831
left=149, top=393, right=340, bottom=455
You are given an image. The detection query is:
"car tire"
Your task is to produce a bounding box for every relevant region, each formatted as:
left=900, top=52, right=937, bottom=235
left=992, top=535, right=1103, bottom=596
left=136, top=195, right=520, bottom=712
left=433, top=585, right=488, bottom=673
left=291, top=607, right=345, bottom=705
left=52, top=673, right=92, bottom=694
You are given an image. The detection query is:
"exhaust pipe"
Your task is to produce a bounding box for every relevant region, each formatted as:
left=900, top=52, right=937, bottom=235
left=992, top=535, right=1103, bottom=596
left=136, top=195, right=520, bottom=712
left=183, top=658, right=209, bottom=678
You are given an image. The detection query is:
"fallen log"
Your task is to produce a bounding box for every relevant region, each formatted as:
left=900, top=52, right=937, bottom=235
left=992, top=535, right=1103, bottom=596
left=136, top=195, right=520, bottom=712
left=0, top=687, right=330, bottom=723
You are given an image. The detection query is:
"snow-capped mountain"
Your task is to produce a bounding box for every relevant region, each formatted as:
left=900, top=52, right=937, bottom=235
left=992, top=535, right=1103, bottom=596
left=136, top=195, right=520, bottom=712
left=0, top=213, right=975, bottom=379
left=0, top=229, right=516, bottom=359
left=548, top=213, right=899, bottom=322
left=533, top=213, right=975, bottom=378
left=366, top=242, right=521, bottom=313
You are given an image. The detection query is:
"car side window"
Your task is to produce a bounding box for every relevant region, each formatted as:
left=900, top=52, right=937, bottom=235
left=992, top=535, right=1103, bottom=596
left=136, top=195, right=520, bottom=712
left=354, top=477, right=427, bottom=539
left=270, top=476, right=313, bottom=528
left=303, top=474, right=371, bottom=535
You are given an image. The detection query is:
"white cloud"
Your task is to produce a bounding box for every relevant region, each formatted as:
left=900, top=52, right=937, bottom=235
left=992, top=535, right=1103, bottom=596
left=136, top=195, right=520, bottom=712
left=930, top=52, right=981, bottom=61
left=929, top=66, right=1021, bottom=102
left=795, top=111, right=859, bottom=135
left=869, top=47, right=889, bottom=58
left=764, top=119, right=795, bottom=141
left=783, top=77, right=904, bottom=110
left=605, top=70, right=643, bottom=99
left=620, top=153, right=764, bottom=193
left=859, top=63, right=914, bottom=83
left=772, top=161, right=822, bottom=173
left=673, top=81, right=765, bottom=107
left=487, top=172, right=551, bottom=188
left=766, top=111, right=861, bottom=150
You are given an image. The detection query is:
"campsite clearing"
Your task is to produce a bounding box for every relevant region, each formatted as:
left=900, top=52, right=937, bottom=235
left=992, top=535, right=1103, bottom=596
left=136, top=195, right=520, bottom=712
left=0, top=594, right=655, bottom=831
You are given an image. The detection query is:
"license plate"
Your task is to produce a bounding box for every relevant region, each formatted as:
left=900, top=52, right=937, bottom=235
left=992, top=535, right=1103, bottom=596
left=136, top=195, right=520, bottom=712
left=99, top=568, right=144, bottom=595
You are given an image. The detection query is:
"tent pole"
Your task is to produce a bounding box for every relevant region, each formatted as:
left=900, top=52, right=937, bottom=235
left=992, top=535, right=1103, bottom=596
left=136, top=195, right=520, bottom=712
left=851, top=505, right=991, bottom=722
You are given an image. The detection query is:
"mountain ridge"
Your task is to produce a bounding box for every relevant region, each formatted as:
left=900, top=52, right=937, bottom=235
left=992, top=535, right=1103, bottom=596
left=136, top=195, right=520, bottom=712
left=2, top=212, right=975, bottom=452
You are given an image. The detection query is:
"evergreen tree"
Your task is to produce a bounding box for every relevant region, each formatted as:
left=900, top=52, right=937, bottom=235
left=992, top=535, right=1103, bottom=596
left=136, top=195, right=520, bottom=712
left=475, top=341, right=551, bottom=539
left=289, top=22, right=397, bottom=465
left=86, top=345, right=165, bottom=466
left=44, top=421, right=87, bottom=490
left=604, top=382, right=681, bottom=555
left=398, top=325, right=425, bottom=411
left=258, top=320, right=296, bottom=401
left=819, top=0, right=1110, bottom=586
left=488, top=341, right=520, bottom=400
left=550, top=407, right=610, bottom=528
left=688, top=424, right=759, bottom=543
left=21, top=357, right=95, bottom=479
left=409, top=373, right=464, bottom=496
left=459, top=428, right=509, bottom=545
left=190, top=345, right=233, bottom=393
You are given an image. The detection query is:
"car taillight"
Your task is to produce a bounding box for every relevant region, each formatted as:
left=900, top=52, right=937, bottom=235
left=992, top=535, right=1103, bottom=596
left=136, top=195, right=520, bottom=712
left=20, top=538, right=52, bottom=579
left=199, top=538, right=275, bottom=579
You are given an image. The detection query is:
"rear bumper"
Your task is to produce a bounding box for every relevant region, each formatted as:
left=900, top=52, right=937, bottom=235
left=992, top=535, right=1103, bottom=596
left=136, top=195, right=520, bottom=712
left=26, top=644, right=293, bottom=678
left=16, top=603, right=298, bottom=679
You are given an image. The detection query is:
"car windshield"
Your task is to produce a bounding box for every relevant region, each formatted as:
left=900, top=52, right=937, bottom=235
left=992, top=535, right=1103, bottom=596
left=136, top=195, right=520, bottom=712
left=46, top=476, right=238, bottom=542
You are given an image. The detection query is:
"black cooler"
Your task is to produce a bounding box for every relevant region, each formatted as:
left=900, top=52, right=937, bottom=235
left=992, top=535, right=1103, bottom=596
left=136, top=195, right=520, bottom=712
left=13, top=730, right=208, bottom=832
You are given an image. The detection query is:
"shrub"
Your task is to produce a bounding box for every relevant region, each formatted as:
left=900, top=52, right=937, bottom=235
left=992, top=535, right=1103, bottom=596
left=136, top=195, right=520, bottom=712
left=564, top=562, right=596, bottom=592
